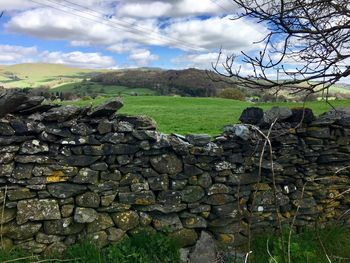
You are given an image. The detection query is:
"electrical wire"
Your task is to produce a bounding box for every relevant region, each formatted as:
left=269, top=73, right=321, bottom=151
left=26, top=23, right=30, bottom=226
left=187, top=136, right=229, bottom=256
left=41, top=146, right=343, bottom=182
left=208, top=0, right=233, bottom=14
left=28, top=0, right=205, bottom=52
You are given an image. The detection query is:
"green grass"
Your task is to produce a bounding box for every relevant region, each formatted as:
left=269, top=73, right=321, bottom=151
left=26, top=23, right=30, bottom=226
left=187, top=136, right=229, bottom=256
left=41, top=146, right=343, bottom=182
left=62, top=96, right=350, bottom=135
left=250, top=225, right=350, bottom=263
left=51, top=81, right=157, bottom=96
left=0, top=63, right=108, bottom=88
left=0, top=231, right=181, bottom=263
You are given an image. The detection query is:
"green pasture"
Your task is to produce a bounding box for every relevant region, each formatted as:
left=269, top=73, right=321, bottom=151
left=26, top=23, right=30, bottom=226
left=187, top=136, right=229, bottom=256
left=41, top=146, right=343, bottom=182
left=0, top=63, right=106, bottom=88
left=62, top=96, right=350, bottom=135
left=51, top=82, right=157, bottom=96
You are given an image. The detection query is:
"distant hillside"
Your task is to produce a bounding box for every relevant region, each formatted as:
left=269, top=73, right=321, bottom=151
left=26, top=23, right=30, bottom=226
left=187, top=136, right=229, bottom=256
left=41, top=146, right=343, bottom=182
left=91, top=68, right=234, bottom=97
left=0, top=63, right=107, bottom=88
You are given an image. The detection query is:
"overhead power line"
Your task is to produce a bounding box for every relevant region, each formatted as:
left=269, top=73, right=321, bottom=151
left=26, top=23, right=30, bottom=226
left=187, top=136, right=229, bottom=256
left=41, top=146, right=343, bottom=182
left=28, top=0, right=205, bottom=52
left=208, top=0, right=233, bottom=14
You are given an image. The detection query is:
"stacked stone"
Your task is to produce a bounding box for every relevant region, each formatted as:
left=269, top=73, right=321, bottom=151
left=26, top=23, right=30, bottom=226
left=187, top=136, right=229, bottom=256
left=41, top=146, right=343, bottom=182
left=0, top=91, right=350, bottom=261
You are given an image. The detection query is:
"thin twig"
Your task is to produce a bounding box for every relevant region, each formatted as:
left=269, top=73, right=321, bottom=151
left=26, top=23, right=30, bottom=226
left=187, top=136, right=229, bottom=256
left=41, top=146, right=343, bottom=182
left=3, top=255, right=39, bottom=263
left=266, top=238, right=278, bottom=263
left=1, top=185, right=7, bottom=249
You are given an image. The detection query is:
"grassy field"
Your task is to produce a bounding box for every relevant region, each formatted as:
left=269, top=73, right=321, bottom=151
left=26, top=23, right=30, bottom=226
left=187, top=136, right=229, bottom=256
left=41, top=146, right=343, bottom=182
left=0, top=63, right=107, bottom=88
left=62, top=96, right=350, bottom=135
left=51, top=81, right=157, bottom=96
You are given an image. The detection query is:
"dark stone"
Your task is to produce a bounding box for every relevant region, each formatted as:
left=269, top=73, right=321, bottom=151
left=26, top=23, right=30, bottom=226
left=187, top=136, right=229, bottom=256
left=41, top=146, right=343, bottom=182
left=0, top=135, right=35, bottom=145
left=228, top=172, right=261, bottom=185
left=184, top=164, right=203, bottom=176
left=211, top=203, right=240, bottom=218
left=114, top=121, right=134, bottom=132
left=97, top=119, right=113, bottom=134
left=10, top=119, right=32, bottom=135
left=76, top=192, right=100, bottom=208
left=43, top=218, right=84, bottom=235
left=103, top=144, right=139, bottom=155
left=206, top=194, right=235, bottom=206
left=45, top=126, right=72, bottom=137
left=5, top=222, right=42, bottom=240
left=0, top=163, right=14, bottom=177
left=72, top=168, right=99, bottom=184
left=87, top=213, right=114, bottom=233
left=152, top=213, right=182, bottom=231
left=7, top=188, right=36, bottom=201
left=87, top=98, right=123, bottom=117
left=317, top=153, right=350, bottom=163
left=170, top=228, right=198, bottom=247
left=17, top=199, right=61, bottom=224
left=150, top=153, right=183, bottom=175
left=0, top=152, right=15, bottom=164
left=132, top=130, right=158, bottom=141
left=43, top=106, right=81, bottom=122
left=15, top=96, right=45, bottom=112
left=182, top=216, right=207, bottom=228
left=90, top=162, right=108, bottom=171
left=20, top=140, right=49, bottom=154
left=117, top=115, right=157, bottom=130
left=0, top=122, right=15, bottom=135
left=74, top=207, right=98, bottom=223
left=263, top=107, right=293, bottom=123
left=101, top=133, right=126, bottom=144
left=239, top=107, right=263, bottom=125
left=70, top=123, right=94, bottom=135
left=47, top=183, right=87, bottom=198
left=197, top=173, right=212, bottom=188
left=185, top=134, right=211, bottom=146
left=111, top=211, right=139, bottom=231
left=181, top=186, right=205, bottom=203
left=0, top=90, right=27, bottom=117
left=83, top=145, right=104, bottom=156
left=148, top=176, right=169, bottom=191
left=60, top=135, right=100, bottom=146
left=287, top=108, right=315, bottom=124
left=119, top=191, right=156, bottom=205
left=60, top=155, right=101, bottom=166
left=189, top=231, right=217, bottom=263
left=158, top=190, right=182, bottom=204
left=100, top=169, right=121, bottom=181
left=307, top=127, right=331, bottom=138
left=13, top=164, right=33, bottom=179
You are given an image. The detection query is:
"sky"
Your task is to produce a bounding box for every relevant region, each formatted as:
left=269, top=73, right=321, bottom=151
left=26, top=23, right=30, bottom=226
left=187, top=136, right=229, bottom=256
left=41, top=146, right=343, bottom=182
left=0, top=0, right=268, bottom=71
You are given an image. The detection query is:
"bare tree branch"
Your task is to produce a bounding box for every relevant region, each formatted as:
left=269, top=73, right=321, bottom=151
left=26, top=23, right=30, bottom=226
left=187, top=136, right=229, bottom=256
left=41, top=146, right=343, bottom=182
left=211, top=0, right=350, bottom=92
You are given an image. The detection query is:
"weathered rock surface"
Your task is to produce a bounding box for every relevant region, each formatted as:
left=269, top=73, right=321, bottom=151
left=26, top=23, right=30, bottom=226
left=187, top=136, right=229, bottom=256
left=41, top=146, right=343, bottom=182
left=17, top=199, right=61, bottom=224
left=189, top=231, right=217, bottom=263
left=0, top=100, right=349, bottom=257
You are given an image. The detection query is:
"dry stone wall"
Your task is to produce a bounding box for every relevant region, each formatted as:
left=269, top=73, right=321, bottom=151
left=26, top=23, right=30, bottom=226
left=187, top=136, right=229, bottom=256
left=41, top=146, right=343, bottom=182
left=0, top=90, right=350, bottom=259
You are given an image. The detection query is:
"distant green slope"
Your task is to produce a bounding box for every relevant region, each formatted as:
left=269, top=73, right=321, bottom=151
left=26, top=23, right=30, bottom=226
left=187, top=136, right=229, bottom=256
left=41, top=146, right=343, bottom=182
left=0, top=63, right=108, bottom=88
left=52, top=81, right=157, bottom=96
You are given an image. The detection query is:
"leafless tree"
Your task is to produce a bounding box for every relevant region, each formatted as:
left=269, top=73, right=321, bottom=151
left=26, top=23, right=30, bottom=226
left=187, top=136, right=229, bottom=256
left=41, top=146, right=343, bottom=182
left=211, top=0, right=350, bottom=94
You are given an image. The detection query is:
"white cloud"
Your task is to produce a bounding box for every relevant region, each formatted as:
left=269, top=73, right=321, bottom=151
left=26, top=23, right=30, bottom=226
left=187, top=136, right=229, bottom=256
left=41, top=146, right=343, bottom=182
left=117, top=2, right=173, bottom=18
left=172, top=52, right=220, bottom=69
left=0, top=0, right=36, bottom=12
left=107, top=42, right=140, bottom=54
left=116, top=0, right=235, bottom=18
left=0, top=44, right=116, bottom=68
left=128, top=49, right=159, bottom=66
left=39, top=51, right=116, bottom=68
left=0, top=45, right=38, bottom=63
left=2, top=0, right=269, bottom=71
left=165, top=16, right=267, bottom=52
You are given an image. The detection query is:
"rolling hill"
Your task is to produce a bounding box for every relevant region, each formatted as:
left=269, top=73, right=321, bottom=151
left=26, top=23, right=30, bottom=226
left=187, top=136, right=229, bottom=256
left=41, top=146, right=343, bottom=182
left=0, top=63, right=107, bottom=89
left=91, top=68, right=234, bottom=97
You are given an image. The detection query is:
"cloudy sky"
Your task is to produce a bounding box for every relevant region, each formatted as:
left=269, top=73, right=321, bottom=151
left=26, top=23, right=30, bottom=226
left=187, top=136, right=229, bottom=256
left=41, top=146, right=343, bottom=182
left=0, top=0, right=269, bottom=70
